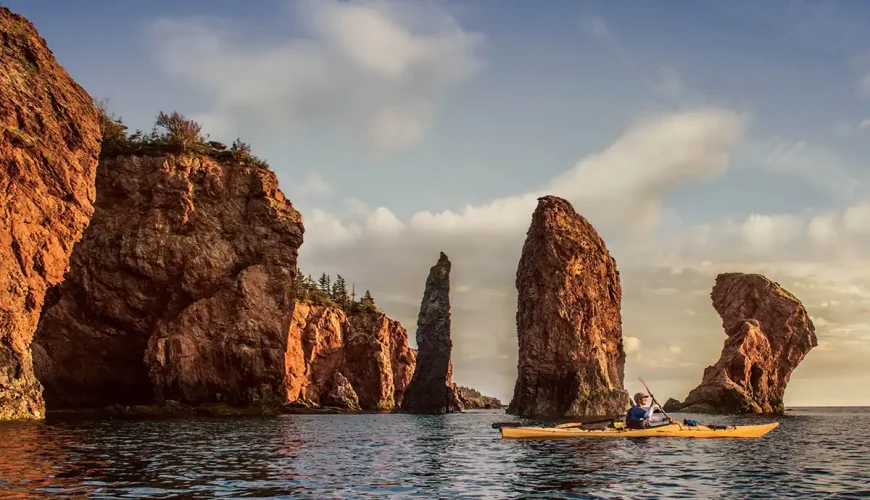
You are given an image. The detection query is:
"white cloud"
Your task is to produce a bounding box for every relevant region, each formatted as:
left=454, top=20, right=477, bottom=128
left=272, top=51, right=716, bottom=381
left=739, top=213, right=802, bottom=252
left=296, top=172, right=333, bottom=197
left=624, top=336, right=642, bottom=354
left=148, top=0, right=483, bottom=151
left=808, top=213, right=839, bottom=247
left=859, top=119, right=870, bottom=129
left=668, top=345, right=682, bottom=355
left=365, top=207, right=406, bottom=237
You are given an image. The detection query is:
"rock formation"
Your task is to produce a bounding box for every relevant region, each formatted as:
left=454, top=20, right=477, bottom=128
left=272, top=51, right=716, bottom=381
left=0, top=7, right=101, bottom=420
left=454, top=385, right=502, bottom=409
left=285, top=300, right=416, bottom=410
left=507, top=196, right=629, bottom=418
left=400, top=252, right=461, bottom=414
left=32, top=149, right=305, bottom=409
left=675, top=273, right=817, bottom=415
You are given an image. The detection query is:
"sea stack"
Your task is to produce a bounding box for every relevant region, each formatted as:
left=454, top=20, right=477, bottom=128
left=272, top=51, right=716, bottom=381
left=507, top=196, right=629, bottom=418
left=675, top=273, right=817, bottom=415
left=0, top=7, right=101, bottom=420
left=400, top=252, right=461, bottom=414
left=32, top=128, right=305, bottom=410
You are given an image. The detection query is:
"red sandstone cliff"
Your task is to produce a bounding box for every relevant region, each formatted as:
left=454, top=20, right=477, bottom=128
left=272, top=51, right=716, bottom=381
left=507, top=196, right=629, bottom=418
left=286, top=300, right=417, bottom=410
left=32, top=147, right=305, bottom=409
left=675, top=273, right=817, bottom=415
left=0, top=7, right=101, bottom=420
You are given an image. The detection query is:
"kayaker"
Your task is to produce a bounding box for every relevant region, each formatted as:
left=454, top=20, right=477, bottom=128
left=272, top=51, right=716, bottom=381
left=625, top=392, right=670, bottom=429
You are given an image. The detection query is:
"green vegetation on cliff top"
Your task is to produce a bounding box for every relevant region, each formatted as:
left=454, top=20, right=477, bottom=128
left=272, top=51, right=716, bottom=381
left=96, top=100, right=270, bottom=169
left=293, top=268, right=379, bottom=315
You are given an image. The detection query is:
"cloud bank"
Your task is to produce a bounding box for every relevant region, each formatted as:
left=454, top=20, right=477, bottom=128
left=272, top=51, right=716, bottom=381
left=148, top=0, right=483, bottom=151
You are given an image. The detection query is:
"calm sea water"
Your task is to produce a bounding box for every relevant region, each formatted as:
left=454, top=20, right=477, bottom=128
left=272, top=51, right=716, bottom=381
left=0, top=407, right=867, bottom=499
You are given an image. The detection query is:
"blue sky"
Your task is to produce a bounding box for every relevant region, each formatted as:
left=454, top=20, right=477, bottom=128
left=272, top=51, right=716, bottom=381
left=8, top=0, right=870, bottom=404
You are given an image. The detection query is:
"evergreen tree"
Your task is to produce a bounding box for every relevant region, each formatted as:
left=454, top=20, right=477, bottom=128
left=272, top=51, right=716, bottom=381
left=318, top=273, right=330, bottom=294
left=332, top=274, right=349, bottom=307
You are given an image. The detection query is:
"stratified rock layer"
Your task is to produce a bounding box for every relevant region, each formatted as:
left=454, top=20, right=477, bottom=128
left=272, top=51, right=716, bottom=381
left=32, top=153, right=304, bottom=409
left=679, top=273, right=817, bottom=415
left=285, top=300, right=416, bottom=410
left=0, top=7, right=100, bottom=420
left=400, top=252, right=461, bottom=414
left=507, top=196, right=628, bottom=418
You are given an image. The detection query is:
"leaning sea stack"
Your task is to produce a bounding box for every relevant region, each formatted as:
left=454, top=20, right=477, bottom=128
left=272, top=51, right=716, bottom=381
left=32, top=125, right=304, bottom=410
left=676, top=273, right=817, bottom=415
left=400, top=252, right=461, bottom=414
left=507, top=196, right=629, bottom=418
left=0, top=7, right=101, bottom=420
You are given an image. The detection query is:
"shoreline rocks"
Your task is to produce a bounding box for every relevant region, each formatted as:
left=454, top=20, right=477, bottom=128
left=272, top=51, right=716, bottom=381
left=673, top=273, right=818, bottom=415
left=400, top=252, right=462, bottom=414
left=454, top=385, right=503, bottom=409
left=0, top=6, right=101, bottom=420
left=507, top=196, right=629, bottom=418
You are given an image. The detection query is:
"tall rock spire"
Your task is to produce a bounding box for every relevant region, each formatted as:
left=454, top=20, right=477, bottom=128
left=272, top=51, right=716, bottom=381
left=400, top=252, right=461, bottom=414
left=507, top=196, right=629, bottom=418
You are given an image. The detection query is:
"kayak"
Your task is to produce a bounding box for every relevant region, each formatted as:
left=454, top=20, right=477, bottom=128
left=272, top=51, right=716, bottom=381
left=500, top=422, right=779, bottom=439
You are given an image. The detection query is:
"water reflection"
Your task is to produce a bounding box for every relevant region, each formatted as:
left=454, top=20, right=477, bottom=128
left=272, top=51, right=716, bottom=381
left=0, top=409, right=867, bottom=498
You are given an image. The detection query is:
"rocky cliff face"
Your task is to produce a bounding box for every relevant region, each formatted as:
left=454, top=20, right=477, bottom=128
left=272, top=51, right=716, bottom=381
left=0, top=7, right=101, bottom=420
left=675, top=273, right=817, bottom=415
left=507, top=196, right=629, bottom=418
left=400, top=252, right=461, bottom=414
left=32, top=153, right=304, bottom=409
left=285, top=300, right=416, bottom=410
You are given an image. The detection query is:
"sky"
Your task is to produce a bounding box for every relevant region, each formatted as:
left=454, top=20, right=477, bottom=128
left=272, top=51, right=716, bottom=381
left=8, top=0, right=870, bottom=406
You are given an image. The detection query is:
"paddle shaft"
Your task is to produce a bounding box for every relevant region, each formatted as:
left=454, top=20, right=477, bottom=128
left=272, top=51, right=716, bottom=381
left=639, top=377, right=673, bottom=422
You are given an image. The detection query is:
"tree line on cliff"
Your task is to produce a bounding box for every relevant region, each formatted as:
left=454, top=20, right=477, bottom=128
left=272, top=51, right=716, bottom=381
left=293, top=269, right=379, bottom=315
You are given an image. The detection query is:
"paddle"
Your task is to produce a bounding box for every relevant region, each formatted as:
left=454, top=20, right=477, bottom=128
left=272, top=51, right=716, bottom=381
left=639, top=377, right=673, bottom=423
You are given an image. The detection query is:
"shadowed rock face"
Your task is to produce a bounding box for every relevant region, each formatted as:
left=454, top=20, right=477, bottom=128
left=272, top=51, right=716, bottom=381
left=0, top=7, right=101, bottom=420
left=507, top=196, right=629, bottom=418
left=400, top=252, right=461, bottom=414
left=677, top=273, right=817, bottom=415
left=285, top=301, right=416, bottom=410
left=32, top=153, right=304, bottom=409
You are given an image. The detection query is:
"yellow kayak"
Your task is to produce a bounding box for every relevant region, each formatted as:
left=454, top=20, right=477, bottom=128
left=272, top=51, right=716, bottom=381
left=500, top=422, right=779, bottom=439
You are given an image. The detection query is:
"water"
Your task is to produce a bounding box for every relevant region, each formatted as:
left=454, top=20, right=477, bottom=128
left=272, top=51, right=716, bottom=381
left=0, top=408, right=867, bottom=499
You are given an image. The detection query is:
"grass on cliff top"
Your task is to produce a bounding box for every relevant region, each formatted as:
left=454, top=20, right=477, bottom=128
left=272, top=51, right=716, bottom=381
left=720, top=272, right=801, bottom=303
left=96, top=100, right=271, bottom=170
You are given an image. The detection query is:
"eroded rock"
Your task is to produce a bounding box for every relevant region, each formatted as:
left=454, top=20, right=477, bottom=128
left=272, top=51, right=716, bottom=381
left=284, top=300, right=416, bottom=410
left=400, top=252, right=461, bottom=414
left=678, top=273, right=817, bottom=415
left=321, top=372, right=361, bottom=411
left=32, top=153, right=304, bottom=409
left=0, top=7, right=100, bottom=420
left=507, top=196, right=629, bottom=418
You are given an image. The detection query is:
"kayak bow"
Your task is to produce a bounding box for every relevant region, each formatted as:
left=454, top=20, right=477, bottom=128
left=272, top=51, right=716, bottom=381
left=500, top=422, right=779, bottom=439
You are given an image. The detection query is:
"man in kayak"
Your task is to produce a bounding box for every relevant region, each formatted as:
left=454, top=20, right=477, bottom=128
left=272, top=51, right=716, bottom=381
left=625, top=392, right=671, bottom=429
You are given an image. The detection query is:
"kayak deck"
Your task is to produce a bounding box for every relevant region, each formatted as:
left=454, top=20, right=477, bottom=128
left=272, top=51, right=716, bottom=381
left=500, top=422, right=779, bottom=439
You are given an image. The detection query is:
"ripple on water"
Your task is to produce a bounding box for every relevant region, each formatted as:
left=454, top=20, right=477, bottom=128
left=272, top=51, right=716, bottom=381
left=0, top=408, right=868, bottom=498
